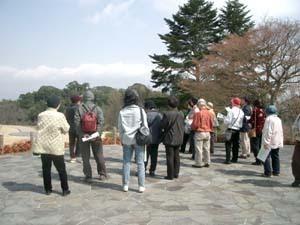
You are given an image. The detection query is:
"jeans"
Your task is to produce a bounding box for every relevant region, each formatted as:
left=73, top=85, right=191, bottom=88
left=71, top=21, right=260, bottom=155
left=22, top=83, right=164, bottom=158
left=80, top=139, right=107, bottom=178
left=225, top=130, right=240, bottom=162
left=264, top=148, right=280, bottom=175
left=41, top=154, right=69, bottom=192
left=69, top=130, right=80, bottom=158
left=194, top=132, right=211, bottom=166
left=250, top=134, right=262, bottom=162
left=165, top=145, right=180, bottom=179
left=123, top=144, right=145, bottom=187
left=145, top=144, right=159, bottom=173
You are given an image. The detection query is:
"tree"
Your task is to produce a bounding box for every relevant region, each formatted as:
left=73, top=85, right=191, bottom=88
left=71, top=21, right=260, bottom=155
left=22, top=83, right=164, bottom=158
left=219, top=0, right=254, bottom=36
left=203, top=19, right=300, bottom=104
left=150, top=0, right=221, bottom=93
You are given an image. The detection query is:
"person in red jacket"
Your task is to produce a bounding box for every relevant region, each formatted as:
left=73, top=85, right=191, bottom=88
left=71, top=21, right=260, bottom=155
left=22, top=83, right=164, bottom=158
left=191, top=99, right=213, bottom=168
left=249, top=100, right=266, bottom=165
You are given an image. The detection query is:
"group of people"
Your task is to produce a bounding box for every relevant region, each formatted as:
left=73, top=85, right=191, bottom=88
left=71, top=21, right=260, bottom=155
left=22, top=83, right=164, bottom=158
left=31, top=88, right=300, bottom=196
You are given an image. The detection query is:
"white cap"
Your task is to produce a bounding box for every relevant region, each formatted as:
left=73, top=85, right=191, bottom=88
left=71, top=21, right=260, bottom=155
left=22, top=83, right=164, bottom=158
left=197, top=98, right=206, bottom=106
left=207, top=102, right=213, bottom=109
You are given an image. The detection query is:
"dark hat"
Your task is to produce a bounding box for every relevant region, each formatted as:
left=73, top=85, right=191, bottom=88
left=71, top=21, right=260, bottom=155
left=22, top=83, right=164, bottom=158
left=47, top=95, right=60, bottom=108
left=266, top=105, right=277, bottom=115
left=70, top=95, right=82, bottom=103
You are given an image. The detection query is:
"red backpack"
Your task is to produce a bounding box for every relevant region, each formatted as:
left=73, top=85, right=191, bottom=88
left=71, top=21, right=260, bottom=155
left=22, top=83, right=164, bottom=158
left=81, top=105, right=98, bottom=134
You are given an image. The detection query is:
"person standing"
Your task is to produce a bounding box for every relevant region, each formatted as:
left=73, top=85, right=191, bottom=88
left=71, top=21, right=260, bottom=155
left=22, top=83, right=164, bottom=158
left=32, top=95, right=71, bottom=196
left=292, top=114, right=300, bottom=187
left=224, top=98, right=244, bottom=164
left=240, top=97, right=252, bottom=159
left=118, top=89, right=148, bottom=192
left=144, top=100, right=162, bottom=177
left=74, top=90, right=107, bottom=182
left=65, top=95, right=82, bottom=163
left=262, top=105, right=283, bottom=177
left=161, top=96, right=184, bottom=180
left=186, top=98, right=199, bottom=159
left=250, top=100, right=266, bottom=165
left=207, top=102, right=219, bottom=154
left=191, top=99, right=213, bottom=168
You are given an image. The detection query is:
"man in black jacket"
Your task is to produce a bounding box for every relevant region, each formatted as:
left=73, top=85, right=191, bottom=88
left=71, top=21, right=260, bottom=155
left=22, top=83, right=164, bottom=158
left=161, top=96, right=184, bottom=180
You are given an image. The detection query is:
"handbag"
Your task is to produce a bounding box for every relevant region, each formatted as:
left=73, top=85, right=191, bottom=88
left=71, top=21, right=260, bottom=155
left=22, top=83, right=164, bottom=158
left=248, top=109, right=256, bottom=138
left=135, top=107, right=152, bottom=146
left=224, top=109, right=240, bottom=141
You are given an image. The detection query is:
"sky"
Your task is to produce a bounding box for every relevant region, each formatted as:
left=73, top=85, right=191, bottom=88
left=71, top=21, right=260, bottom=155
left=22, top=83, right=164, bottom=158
left=0, top=0, right=299, bottom=99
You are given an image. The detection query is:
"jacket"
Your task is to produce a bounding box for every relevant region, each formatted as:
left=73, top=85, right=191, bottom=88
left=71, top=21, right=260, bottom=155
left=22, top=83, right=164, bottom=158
left=74, top=91, right=104, bottom=137
left=118, top=105, right=148, bottom=145
left=240, top=104, right=252, bottom=132
left=32, top=108, right=70, bottom=155
left=224, top=106, right=244, bottom=131
left=161, top=109, right=184, bottom=146
left=191, top=107, right=213, bottom=132
left=250, top=107, right=266, bottom=135
left=262, top=114, right=283, bottom=149
left=65, top=103, right=79, bottom=133
left=146, top=109, right=162, bottom=144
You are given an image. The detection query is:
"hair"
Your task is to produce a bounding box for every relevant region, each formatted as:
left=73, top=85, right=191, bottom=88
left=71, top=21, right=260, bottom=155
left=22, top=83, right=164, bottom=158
left=47, top=95, right=60, bottom=108
left=70, top=95, right=81, bottom=104
left=243, top=96, right=250, bottom=104
left=253, top=99, right=261, bottom=108
left=123, top=89, right=139, bottom=107
left=188, top=97, right=198, bottom=107
left=168, top=96, right=179, bottom=108
left=144, top=100, right=157, bottom=110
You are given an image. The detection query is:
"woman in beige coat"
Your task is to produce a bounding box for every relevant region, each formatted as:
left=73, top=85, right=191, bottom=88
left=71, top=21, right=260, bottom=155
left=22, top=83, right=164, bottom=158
left=32, top=95, right=70, bottom=196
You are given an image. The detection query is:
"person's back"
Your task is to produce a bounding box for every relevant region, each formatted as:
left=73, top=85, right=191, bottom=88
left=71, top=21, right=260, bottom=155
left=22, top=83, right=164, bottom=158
left=161, top=110, right=184, bottom=146
left=146, top=109, right=162, bottom=144
left=192, top=108, right=213, bottom=132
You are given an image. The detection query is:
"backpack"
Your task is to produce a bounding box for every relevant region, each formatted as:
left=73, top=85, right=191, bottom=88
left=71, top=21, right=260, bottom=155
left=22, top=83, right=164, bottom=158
left=81, top=104, right=98, bottom=134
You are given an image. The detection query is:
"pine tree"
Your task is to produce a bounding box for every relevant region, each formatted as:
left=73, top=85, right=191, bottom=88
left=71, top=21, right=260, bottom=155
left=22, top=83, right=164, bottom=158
left=149, top=0, right=220, bottom=93
left=219, top=0, right=254, bottom=36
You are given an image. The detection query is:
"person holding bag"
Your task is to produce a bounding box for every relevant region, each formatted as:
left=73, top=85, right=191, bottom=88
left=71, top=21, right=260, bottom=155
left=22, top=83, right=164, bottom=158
left=223, top=98, right=244, bottom=164
left=118, top=89, right=148, bottom=193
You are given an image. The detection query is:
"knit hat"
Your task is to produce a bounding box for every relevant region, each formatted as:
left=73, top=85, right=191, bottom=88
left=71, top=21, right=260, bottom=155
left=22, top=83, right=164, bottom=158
left=231, top=97, right=241, bottom=106
left=197, top=98, right=206, bottom=106
left=266, top=105, right=277, bottom=115
left=47, top=95, right=60, bottom=108
left=70, top=95, right=82, bottom=103
left=207, top=102, right=213, bottom=109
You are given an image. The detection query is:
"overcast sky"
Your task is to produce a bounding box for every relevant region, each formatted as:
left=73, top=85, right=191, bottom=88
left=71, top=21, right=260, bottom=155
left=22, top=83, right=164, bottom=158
left=0, top=0, right=299, bottom=99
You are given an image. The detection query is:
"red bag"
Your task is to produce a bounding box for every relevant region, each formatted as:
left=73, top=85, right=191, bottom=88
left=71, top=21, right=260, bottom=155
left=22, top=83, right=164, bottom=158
left=81, top=105, right=98, bottom=134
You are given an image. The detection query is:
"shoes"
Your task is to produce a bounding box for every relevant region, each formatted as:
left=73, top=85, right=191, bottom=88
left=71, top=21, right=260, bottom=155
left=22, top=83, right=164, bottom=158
left=251, top=161, right=262, bottom=166
left=174, top=175, right=179, bottom=179
left=204, top=164, right=210, bottom=168
left=231, top=159, right=238, bottom=163
left=262, top=173, right=271, bottom=178
left=164, top=176, right=173, bottom=180
left=149, top=171, right=155, bottom=177
left=45, top=190, right=52, bottom=195
left=62, top=190, right=71, bottom=196
left=239, top=155, right=247, bottom=159
left=123, top=185, right=129, bottom=192
left=192, top=164, right=203, bottom=168
left=138, top=186, right=145, bottom=193
left=99, top=175, right=107, bottom=181
left=69, top=158, right=76, bottom=163
left=291, top=181, right=300, bottom=187
left=84, top=177, right=93, bottom=183
left=224, top=161, right=231, bottom=164
left=247, top=154, right=251, bottom=157
left=272, top=173, right=280, bottom=176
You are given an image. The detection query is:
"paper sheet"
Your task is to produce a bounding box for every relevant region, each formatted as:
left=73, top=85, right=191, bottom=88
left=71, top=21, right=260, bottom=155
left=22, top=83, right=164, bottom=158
left=257, top=147, right=271, bottom=163
left=82, top=132, right=99, bottom=142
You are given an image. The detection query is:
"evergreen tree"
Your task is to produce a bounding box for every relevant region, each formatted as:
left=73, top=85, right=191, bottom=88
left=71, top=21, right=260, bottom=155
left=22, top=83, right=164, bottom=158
left=150, top=0, right=220, bottom=92
left=219, top=0, right=254, bottom=36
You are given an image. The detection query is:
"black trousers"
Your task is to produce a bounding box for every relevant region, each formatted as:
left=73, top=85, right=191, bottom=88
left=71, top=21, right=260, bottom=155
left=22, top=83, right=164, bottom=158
left=210, top=132, right=215, bottom=154
left=165, top=145, right=180, bottom=179
left=225, top=130, right=240, bottom=162
left=180, top=133, right=190, bottom=153
left=250, top=134, right=262, bottom=162
left=69, top=130, right=80, bottom=158
left=145, top=144, right=159, bottom=172
left=41, top=154, right=69, bottom=192
left=80, top=139, right=107, bottom=178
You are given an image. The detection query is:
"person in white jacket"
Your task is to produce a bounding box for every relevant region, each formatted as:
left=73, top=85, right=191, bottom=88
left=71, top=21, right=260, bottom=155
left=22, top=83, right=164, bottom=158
left=262, top=105, right=283, bottom=177
left=118, top=89, right=148, bottom=193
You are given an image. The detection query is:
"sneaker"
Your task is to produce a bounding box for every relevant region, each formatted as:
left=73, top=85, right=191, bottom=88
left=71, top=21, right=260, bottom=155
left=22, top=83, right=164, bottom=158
left=99, top=175, right=107, bottom=181
left=262, top=173, right=271, bottom=178
left=291, top=181, right=300, bottom=187
left=149, top=171, right=155, bottom=177
left=251, top=161, right=262, bottom=166
left=272, top=173, right=280, bottom=176
left=138, top=186, right=145, bottom=193
left=231, top=159, right=238, bottom=163
left=239, top=155, right=247, bottom=159
left=164, top=176, right=173, bottom=180
left=247, top=154, right=251, bottom=157
left=45, top=190, right=52, bottom=195
left=123, top=185, right=129, bottom=192
left=62, top=190, right=71, bottom=196
left=204, top=164, right=210, bottom=168
left=224, top=161, right=231, bottom=164
left=192, top=164, right=203, bottom=168
left=69, top=158, right=76, bottom=163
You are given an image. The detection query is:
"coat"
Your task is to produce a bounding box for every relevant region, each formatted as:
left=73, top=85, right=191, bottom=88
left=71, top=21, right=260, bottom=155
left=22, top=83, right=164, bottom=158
left=262, top=114, right=283, bottom=150
left=32, top=108, right=70, bottom=155
left=146, top=110, right=162, bottom=145
left=161, top=109, right=184, bottom=146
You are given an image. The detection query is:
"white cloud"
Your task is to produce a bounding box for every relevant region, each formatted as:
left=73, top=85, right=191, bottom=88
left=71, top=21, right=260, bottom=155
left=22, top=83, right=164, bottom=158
left=85, top=0, right=136, bottom=24
left=150, top=0, right=188, bottom=15
left=0, top=62, right=152, bottom=99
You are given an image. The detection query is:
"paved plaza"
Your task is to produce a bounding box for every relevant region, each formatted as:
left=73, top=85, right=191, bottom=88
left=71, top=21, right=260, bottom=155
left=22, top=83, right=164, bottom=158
left=0, top=143, right=299, bottom=225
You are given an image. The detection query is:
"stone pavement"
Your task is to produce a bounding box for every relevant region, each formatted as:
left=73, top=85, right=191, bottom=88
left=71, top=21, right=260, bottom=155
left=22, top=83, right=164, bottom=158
left=0, top=143, right=299, bottom=225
